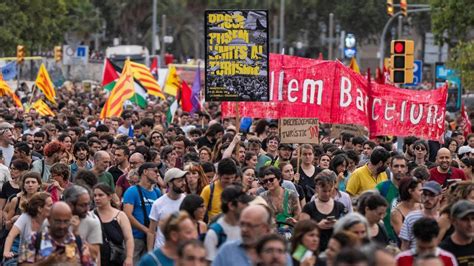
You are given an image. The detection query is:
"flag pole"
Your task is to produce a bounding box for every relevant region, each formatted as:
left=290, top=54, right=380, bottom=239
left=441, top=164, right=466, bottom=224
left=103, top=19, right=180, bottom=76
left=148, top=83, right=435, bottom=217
left=27, top=84, right=37, bottom=108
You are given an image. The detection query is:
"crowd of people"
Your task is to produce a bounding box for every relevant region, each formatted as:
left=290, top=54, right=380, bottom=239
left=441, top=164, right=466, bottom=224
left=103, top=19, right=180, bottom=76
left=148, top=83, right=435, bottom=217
left=0, top=84, right=473, bottom=266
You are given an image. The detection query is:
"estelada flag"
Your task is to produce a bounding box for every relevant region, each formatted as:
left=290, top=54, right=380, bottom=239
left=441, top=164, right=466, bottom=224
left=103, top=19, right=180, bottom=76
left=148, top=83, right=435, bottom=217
left=32, top=99, right=55, bottom=117
left=129, top=61, right=165, bottom=99
left=35, top=64, right=56, bottom=104
left=100, top=60, right=135, bottom=119
left=0, top=73, right=22, bottom=109
left=461, top=102, right=472, bottom=137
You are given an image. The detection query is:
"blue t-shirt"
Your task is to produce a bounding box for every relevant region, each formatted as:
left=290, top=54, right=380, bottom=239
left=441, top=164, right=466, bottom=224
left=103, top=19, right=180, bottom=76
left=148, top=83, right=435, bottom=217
left=139, top=248, right=174, bottom=266
left=123, top=185, right=161, bottom=239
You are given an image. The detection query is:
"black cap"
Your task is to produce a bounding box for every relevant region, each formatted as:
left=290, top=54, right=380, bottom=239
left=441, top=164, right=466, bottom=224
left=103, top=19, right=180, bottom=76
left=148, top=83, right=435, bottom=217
left=278, top=143, right=294, bottom=150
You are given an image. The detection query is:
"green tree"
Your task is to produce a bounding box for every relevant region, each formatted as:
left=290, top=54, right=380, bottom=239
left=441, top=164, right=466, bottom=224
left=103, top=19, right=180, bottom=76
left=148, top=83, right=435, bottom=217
left=448, top=41, right=474, bottom=91
left=430, top=0, right=474, bottom=47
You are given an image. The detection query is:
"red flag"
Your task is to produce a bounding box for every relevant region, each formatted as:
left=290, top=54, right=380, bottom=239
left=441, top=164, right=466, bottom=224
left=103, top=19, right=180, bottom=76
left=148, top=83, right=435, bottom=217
left=318, top=53, right=323, bottom=60
left=150, top=56, right=158, bottom=79
left=461, top=102, right=472, bottom=137
left=180, top=80, right=193, bottom=112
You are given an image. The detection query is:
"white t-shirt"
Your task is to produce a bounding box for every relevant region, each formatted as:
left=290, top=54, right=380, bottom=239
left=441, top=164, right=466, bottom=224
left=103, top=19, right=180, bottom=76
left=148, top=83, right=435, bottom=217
left=204, top=216, right=241, bottom=261
left=149, top=193, right=185, bottom=249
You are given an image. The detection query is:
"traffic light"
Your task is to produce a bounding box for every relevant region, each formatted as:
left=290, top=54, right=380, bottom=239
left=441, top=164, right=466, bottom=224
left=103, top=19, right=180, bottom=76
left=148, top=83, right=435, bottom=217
left=387, top=0, right=394, bottom=16
left=16, top=45, right=25, bottom=64
left=400, top=0, right=407, bottom=17
left=390, top=40, right=414, bottom=83
left=54, top=46, right=62, bottom=63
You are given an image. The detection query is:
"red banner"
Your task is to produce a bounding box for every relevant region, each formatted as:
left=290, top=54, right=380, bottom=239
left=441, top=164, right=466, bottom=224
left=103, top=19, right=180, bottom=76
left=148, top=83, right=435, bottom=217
left=221, top=54, right=447, bottom=141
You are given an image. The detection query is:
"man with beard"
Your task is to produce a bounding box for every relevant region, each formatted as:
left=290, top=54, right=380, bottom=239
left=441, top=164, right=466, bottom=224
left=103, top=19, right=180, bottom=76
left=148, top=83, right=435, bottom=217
left=148, top=168, right=187, bottom=250
left=32, top=131, right=47, bottom=158
left=63, top=185, right=102, bottom=263
left=399, top=181, right=443, bottom=250
left=108, top=145, right=130, bottom=184
left=429, top=148, right=466, bottom=186
left=31, top=141, right=66, bottom=182
left=376, top=155, right=408, bottom=242
left=439, top=200, right=474, bottom=265
left=115, top=152, right=145, bottom=198
left=123, top=162, right=162, bottom=264
left=346, top=147, right=390, bottom=197
left=403, top=136, right=418, bottom=162
left=0, top=122, right=15, bottom=166
left=70, top=142, right=93, bottom=180
left=91, top=150, right=115, bottom=189
left=18, top=201, right=93, bottom=265
left=23, top=115, right=40, bottom=135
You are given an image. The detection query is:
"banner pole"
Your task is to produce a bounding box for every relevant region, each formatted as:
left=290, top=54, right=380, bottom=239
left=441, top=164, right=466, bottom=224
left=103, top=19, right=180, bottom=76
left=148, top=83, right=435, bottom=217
left=295, top=145, right=301, bottom=184
left=235, top=102, right=240, bottom=132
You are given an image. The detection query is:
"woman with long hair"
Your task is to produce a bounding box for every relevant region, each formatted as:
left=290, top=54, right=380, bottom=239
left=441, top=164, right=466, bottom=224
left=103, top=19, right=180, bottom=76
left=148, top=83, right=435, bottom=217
left=290, top=220, right=321, bottom=266
left=93, top=183, right=134, bottom=266
left=184, top=163, right=209, bottom=195
left=241, top=166, right=258, bottom=196
left=357, top=191, right=390, bottom=245
left=444, top=138, right=459, bottom=160
left=333, top=212, right=370, bottom=243
left=0, top=160, right=29, bottom=225
left=149, top=131, right=166, bottom=150
left=407, top=140, right=435, bottom=171
left=179, top=194, right=207, bottom=241
left=459, top=157, right=474, bottom=181
left=279, top=162, right=306, bottom=207
left=3, top=192, right=52, bottom=261
left=243, top=151, right=258, bottom=169
left=5, top=172, right=42, bottom=231
left=390, top=177, right=422, bottom=237
left=329, top=154, right=349, bottom=192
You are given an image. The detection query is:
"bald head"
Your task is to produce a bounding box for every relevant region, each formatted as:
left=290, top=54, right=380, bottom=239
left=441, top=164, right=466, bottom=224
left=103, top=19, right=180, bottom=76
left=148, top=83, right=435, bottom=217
left=240, top=205, right=272, bottom=245
left=50, top=201, right=72, bottom=217
left=94, top=150, right=110, bottom=162
left=436, top=147, right=451, bottom=171
left=93, top=150, right=111, bottom=173
left=129, top=152, right=145, bottom=169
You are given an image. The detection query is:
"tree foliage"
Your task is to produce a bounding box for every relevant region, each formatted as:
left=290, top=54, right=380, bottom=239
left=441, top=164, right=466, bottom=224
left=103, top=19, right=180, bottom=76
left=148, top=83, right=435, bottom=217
left=447, top=41, right=474, bottom=91
left=430, top=0, right=474, bottom=47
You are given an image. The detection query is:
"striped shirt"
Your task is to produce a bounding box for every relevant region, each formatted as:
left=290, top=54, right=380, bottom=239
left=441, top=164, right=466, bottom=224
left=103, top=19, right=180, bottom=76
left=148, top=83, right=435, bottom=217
left=399, top=210, right=424, bottom=249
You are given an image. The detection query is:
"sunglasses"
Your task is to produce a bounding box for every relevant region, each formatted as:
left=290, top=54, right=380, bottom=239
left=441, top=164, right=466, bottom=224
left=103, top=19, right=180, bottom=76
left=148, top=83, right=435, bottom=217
left=415, top=146, right=426, bottom=151
left=261, top=177, right=276, bottom=184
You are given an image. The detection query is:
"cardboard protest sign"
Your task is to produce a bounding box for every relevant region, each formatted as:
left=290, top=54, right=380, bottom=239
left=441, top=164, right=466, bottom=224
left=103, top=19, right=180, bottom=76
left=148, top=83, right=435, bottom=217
left=280, top=118, right=319, bottom=144
left=205, top=10, right=269, bottom=101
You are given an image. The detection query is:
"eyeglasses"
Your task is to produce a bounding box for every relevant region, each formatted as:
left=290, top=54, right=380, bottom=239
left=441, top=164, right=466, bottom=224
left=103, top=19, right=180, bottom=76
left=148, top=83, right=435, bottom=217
left=261, top=177, right=276, bottom=184
left=415, top=146, right=426, bottom=151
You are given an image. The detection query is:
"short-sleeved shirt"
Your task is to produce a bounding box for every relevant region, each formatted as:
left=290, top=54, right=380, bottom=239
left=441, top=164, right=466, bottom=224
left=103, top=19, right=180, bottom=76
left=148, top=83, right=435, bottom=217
left=429, top=167, right=466, bottom=186
left=439, top=237, right=474, bottom=266
left=69, top=161, right=93, bottom=181
left=302, top=200, right=347, bottom=251
left=97, top=171, right=115, bottom=190
left=398, top=210, right=424, bottom=249
left=201, top=181, right=223, bottom=221
left=204, top=216, right=241, bottom=261
left=395, top=248, right=457, bottom=266
left=116, top=173, right=132, bottom=195
left=123, top=185, right=162, bottom=239
left=376, top=179, right=399, bottom=241
left=346, top=164, right=387, bottom=196
left=18, top=229, right=93, bottom=265
left=107, top=166, right=125, bottom=184
left=149, top=193, right=185, bottom=249
left=31, top=159, right=51, bottom=182
left=78, top=211, right=103, bottom=245
left=138, top=247, right=174, bottom=266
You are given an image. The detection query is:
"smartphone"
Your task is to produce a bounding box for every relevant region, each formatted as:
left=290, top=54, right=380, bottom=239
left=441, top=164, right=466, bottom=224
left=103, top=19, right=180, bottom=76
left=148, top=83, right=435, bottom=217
left=292, top=244, right=313, bottom=262
left=326, top=216, right=336, bottom=221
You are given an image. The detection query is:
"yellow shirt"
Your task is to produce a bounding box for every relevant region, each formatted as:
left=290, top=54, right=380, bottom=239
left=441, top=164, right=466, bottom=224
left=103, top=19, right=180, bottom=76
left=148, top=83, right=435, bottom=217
left=200, top=180, right=223, bottom=220
left=346, top=164, right=387, bottom=196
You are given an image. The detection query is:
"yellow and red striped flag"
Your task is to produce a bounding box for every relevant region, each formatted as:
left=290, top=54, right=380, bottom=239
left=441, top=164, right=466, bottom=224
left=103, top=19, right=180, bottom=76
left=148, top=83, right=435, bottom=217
left=0, top=74, right=23, bottom=109
left=349, top=57, right=360, bottom=74
left=100, top=60, right=135, bottom=119
left=32, top=99, right=55, bottom=117
left=35, top=63, right=56, bottom=104
left=129, top=61, right=165, bottom=100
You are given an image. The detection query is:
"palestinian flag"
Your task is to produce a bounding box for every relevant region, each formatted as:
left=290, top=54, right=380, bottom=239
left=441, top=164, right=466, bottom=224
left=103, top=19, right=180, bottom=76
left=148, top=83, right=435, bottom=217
left=166, top=98, right=178, bottom=124
left=102, top=59, right=148, bottom=108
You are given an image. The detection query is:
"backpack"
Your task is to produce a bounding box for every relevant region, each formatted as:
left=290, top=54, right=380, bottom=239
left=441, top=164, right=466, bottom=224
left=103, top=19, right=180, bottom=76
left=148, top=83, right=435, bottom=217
left=208, top=222, right=227, bottom=248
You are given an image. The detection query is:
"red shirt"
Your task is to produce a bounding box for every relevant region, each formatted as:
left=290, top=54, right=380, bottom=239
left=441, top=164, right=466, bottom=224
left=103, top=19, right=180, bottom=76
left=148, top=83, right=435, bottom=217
left=396, top=248, right=457, bottom=266
left=429, top=166, right=466, bottom=186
